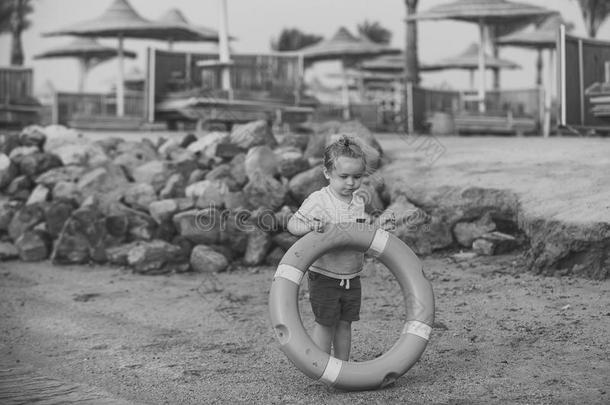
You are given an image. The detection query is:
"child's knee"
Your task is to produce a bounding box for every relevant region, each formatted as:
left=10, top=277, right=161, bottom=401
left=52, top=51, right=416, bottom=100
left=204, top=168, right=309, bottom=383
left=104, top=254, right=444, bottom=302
left=337, top=320, right=351, bottom=330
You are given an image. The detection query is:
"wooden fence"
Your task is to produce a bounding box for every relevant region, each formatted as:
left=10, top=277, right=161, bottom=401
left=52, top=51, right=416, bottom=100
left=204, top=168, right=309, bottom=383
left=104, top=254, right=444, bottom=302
left=0, top=66, right=40, bottom=128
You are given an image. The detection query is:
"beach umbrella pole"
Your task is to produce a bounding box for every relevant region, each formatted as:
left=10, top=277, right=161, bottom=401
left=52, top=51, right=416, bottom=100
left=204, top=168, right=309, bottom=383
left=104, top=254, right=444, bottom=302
left=341, top=61, right=350, bottom=120
left=116, top=34, right=125, bottom=117
left=543, top=49, right=553, bottom=137
left=219, top=0, right=232, bottom=96
left=78, top=59, right=87, bottom=93
left=477, top=20, right=486, bottom=113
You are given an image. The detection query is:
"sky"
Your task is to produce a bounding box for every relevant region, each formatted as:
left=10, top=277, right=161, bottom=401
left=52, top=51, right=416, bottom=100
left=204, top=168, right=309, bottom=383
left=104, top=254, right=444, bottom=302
left=1, top=0, right=609, bottom=96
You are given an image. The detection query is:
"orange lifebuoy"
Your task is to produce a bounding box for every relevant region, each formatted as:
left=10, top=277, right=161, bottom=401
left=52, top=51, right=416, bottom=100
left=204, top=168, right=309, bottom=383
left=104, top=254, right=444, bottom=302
left=268, top=223, right=435, bottom=391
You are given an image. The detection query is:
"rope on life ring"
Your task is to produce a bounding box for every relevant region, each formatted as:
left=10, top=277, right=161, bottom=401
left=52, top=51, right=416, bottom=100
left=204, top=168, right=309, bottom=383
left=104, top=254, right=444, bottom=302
left=268, top=223, right=435, bottom=391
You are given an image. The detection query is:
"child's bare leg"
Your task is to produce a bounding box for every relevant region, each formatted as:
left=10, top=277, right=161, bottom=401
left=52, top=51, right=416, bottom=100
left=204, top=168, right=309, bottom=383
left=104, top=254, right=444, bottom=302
left=333, top=320, right=352, bottom=361
left=312, top=322, right=334, bottom=354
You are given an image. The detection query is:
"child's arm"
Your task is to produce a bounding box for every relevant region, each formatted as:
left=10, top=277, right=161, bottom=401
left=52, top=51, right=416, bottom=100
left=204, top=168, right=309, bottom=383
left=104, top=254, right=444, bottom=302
left=287, top=214, right=324, bottom=236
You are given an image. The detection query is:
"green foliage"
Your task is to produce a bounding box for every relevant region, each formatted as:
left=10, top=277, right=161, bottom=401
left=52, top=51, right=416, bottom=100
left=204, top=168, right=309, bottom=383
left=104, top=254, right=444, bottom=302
left=357, top=20, right=392, bottom=44
left=270, top=28, right=323, bottom=51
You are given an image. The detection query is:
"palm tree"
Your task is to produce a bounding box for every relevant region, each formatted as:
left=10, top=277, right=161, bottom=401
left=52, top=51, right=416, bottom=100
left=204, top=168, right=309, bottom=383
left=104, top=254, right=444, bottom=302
left=404, top=0, right=420, bottom=84
left=574, top=0, right=610, bottom=38
left=357, top=20, right=392, bottom=44
left=270, top=28, right=323, bottom=51
left=0, top=0, right=33, bottom=65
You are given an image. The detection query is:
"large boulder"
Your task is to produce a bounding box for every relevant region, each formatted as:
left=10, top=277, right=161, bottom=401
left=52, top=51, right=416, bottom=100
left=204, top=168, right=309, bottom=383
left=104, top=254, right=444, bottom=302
left=0, top=242, right=19, bottom=261
left=26, top=184, right=50, bottom=205
left=159, top=173, right=187, bottom=199
left=243, top=171, right=287, bottom=211
left=76, top=164, right=130, bottom=211
left=287, top=165, right=327, bottom=205
left=0, top=133, right=20, bottom=155
left=16, top=152, right=63, bottom=178
left=190, top=244, right=229, bottom=273
left=229, top=120, right=277, bottom=149
left=186, top=179, right=229, bottom=209
left=5, top=175, right=32, bottom=200
left=35, top=165, right=86, bottom=188
left=51, top=205, right=127, bottom=264
left=244, top=145, right=278, bottom=180
left=187, top=131, right=228, bottom=160
left=148, top=198, right=194, bottom=224
left=205, top=164, right=239, bottom=191
left=131, top=160, right=175, bottom=193
left=473, top=231, right=519, bottom=256
left=275, top=146, right=309, bottom=179
left=0, top=154, right=18, bottom=189
left=122, top=183, right=157, bottom=212
left=453, top=212, right=497, bottom=248
left=8, top=204, right=45, bottom=242
left=50, top=143, right=109, bottom=166
left=520, top=215, right=609, bottom=279
left=0, top=200, right=20, bottom=233
left=39, top=125, right=81, bottom=151
left=44, top=199, right=77, bottom=238
left=218, top=211, right=250, bottom=255
left=15, top=230, right=51, bottom=261
left=127, top=240, right=189, bottom=274
left=243, top=227, right=272, bottom=266
left=19, top=125, right=46, bottom=149
left=386, top=195, right=452, bottom=255
left=112, top=140, right=159, bottom=173
left=173, top=208, right=221, bottom=245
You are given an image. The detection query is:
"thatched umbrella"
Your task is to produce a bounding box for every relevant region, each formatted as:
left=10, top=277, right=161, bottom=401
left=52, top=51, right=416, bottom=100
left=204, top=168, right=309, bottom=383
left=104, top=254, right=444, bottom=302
left=421, top=43, right=520, bottom=89
left=408, top=0, right=557, bottom=113
left=34, top=37, right=136, bottom=92
left=496, top=14, right=572, bottom=86
left=156, top=8, right=224, bottom=50
left=496, top=15, right=574, bottom=136
left=44, top=0, right=222, bottom=116
left=298, top=26, right=400, bottom=119
left=363, top=45, right=520, bottom=84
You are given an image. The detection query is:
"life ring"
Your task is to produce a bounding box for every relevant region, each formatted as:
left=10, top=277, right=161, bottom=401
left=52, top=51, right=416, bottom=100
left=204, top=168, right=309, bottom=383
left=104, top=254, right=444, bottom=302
left=268, top=223, right=435, bottom=391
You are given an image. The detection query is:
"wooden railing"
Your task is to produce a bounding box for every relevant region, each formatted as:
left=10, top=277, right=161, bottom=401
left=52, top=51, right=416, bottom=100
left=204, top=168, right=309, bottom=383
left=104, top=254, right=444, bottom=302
left=53, top=91, right=145, bottom=125
left=0, top=66, right=33, bottom=104
left=0, top=66, right=40, bottom=128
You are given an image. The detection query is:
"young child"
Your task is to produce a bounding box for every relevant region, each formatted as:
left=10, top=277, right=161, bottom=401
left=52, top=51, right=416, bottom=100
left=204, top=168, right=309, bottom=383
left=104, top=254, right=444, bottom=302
left=287, top=135, right=395, bottom=361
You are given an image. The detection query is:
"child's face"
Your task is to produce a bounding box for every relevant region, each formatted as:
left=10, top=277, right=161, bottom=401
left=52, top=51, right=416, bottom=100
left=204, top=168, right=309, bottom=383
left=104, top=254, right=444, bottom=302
left=324, top=156, right=365, bottom=200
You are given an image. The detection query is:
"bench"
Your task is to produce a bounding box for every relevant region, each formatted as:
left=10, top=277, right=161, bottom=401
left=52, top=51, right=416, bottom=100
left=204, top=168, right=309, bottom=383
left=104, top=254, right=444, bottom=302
left=454, top=112, right=537, bottom=136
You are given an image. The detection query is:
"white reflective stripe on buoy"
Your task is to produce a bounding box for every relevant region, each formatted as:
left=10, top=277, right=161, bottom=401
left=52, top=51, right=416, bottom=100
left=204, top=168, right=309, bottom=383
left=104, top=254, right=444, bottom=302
left=367, top=228, right=389, bottom=257
left=402, top=321, right=432, bottom=340
left=319, top=356, right=343, bottom=384
left=274, top=264, right=304, bottom=285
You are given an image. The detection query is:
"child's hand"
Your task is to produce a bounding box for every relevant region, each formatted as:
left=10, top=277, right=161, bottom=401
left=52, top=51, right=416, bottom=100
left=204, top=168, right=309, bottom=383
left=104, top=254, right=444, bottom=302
left=378, top=211, right=396, bottom=231
left=309, top=217, right=326, bottom=233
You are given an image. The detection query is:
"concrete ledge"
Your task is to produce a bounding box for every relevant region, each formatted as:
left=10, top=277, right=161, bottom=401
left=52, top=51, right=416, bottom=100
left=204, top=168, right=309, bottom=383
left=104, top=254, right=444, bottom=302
left=378, top=135, right=610, bottom=279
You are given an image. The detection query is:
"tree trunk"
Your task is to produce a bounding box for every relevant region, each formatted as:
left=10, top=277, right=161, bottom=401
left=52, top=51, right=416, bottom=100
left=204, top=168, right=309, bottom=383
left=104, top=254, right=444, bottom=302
left=404, top=0, right=420, bottom=85
left=9, top=0, right=25, bottom=66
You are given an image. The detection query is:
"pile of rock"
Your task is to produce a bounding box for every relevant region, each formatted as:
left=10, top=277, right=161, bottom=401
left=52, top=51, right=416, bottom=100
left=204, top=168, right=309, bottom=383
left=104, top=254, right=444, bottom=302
left=0, top=120, right=525, bottom=275
left=0, top=120, right=390, bottom=274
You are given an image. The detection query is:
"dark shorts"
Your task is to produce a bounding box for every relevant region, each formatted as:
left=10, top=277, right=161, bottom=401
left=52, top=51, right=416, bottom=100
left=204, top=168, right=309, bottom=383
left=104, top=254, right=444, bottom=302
left=308, top=272, right=361, bottom=327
